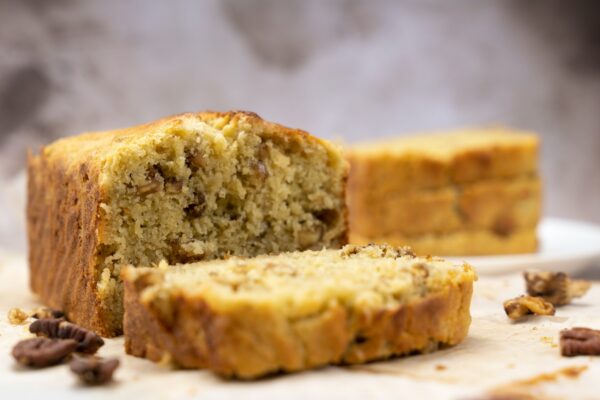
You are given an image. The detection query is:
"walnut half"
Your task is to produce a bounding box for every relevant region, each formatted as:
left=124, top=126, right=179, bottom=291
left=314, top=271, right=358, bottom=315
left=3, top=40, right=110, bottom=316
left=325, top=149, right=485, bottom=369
left=524, top=271, right=590, bottom=306
left=503, top=295, right=555, bottom=321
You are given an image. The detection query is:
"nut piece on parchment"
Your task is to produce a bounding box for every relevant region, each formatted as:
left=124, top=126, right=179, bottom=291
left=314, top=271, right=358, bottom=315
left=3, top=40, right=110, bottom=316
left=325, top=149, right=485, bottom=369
left=12, top=337, right=78, bottom=367
left=504, top=295, right=555, bottom=321
left=29, top=318, right=104, bottom=354
left=560, top=327, right=600, bottom=357
left=70, top=356, right=120, bottom=385
left=31, top=307, right=65, bottom=320
left=524, top=271, right=590, bottom=306
left=8, top=308, right=29, bottom=325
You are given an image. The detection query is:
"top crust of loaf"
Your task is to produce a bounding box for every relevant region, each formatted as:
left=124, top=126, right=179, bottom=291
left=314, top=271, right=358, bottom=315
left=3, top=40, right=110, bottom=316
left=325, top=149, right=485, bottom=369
left=351, top=127, right=538, bottom=159
left=348, top=128, right=539, bottom=190
left=36, top=111, right=343, bottom=171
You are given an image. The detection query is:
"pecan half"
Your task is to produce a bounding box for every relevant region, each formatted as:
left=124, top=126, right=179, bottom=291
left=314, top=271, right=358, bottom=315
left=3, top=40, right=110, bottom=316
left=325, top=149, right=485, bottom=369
left=31, top=307, right=65, bottom=320
left=29, top=318, right=104, bottom=354
left=12, top=337, right=77, bottom=367
left=504, top=295, right=555, bottom=321
left=70, top=356, right=120, bottom=385
left=524, top=271, right=590, bottom=306
left=560, top=327, right=600, bottom=357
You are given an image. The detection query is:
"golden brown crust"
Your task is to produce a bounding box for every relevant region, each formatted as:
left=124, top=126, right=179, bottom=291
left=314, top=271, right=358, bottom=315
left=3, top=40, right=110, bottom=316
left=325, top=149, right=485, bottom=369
left=349, top=176, right=541, bottom=238
left=347, top=128, right=539, bottom=191
left=123, top=271, right=473, bottom=379
left=27, top=150, right=115, bottom=336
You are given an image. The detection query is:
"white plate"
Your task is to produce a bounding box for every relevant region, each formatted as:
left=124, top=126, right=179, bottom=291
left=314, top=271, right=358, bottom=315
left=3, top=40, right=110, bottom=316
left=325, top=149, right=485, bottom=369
left=447, top=217, right=600, bottom=275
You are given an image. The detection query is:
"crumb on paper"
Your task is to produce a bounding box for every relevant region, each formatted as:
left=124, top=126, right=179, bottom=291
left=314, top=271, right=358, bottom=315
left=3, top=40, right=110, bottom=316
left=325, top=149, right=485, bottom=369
left=540, top=336, right=558, bottom=348
left=8, top=308, right=29, bottom=325
left=435, top=364, right=447, bottom=371
left=483, top=365, right=588, bottom=399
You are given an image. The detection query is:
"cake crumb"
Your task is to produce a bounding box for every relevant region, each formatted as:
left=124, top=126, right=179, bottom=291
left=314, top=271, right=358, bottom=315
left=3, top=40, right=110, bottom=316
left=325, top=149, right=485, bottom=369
left=8, top=308, right=29, bottom=325
left=541, top=335, right=558, bottom=348
left=435, top=364, right=447, bottom=371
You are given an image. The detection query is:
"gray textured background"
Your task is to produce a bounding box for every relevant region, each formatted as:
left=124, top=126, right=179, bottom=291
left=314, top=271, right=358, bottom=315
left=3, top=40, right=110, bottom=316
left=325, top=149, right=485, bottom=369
left=1, top=0, right=599, bottom=251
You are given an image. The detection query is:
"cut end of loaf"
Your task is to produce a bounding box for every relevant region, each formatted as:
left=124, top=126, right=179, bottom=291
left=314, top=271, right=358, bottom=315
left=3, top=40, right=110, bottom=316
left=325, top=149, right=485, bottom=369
left=28, top=111, right=348, bottom=336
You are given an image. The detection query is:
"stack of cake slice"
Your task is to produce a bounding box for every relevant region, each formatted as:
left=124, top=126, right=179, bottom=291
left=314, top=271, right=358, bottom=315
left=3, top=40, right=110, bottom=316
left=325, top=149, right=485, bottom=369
left=347, top=128, right=541, bottom=255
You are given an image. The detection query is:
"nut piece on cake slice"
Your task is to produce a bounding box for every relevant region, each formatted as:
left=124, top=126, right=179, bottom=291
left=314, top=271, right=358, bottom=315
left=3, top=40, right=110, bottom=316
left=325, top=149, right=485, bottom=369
left=27, top=111, right=348, bottom=337
left=347, top=128, right=540, bottom=256
left=122, top=244, right=476, bottom=379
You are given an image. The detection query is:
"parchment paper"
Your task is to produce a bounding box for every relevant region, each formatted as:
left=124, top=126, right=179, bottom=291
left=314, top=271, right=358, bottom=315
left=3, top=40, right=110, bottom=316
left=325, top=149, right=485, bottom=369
left=1, top=250, right=598, bottom=400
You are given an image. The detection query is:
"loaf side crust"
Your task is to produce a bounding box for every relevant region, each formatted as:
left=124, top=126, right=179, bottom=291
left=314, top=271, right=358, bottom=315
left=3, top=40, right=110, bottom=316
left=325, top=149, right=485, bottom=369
left=27, top=150, right=115, bottom=335
left=350, top=176, right=541, bottom=238
left=123, top=269, right=473, bottom=379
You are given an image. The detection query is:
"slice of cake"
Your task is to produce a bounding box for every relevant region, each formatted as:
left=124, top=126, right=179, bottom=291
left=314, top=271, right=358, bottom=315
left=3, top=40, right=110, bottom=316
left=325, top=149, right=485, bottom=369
left=347, top=128, right=541, bottom=255
left=27, top=111, right=348, bottom=337
left=122, top=244, right=476, bottom=379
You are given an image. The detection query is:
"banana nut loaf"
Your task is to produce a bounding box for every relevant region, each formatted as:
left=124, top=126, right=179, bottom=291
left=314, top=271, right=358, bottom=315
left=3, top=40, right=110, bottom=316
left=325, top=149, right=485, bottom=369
left=122, top=244, right=476, bottom=379
left=347, top=128, right=541, bottom=255
left=27, top=111, right=348, bottom=337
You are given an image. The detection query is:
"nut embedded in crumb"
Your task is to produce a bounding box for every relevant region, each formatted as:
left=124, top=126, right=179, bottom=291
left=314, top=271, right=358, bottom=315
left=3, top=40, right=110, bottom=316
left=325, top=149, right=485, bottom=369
left=137, top=181, right=162, bottom=196
left=524, top=271, right=590, bottom=306
left=503, top=295, right=555, bottom=321
left=165, top=179, right=183, bottom=194
left=8, top=308, right=29, bottom=325
left=560, top=327, right=600, bottom=357
left=70, top=356, right=120, bottom=385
